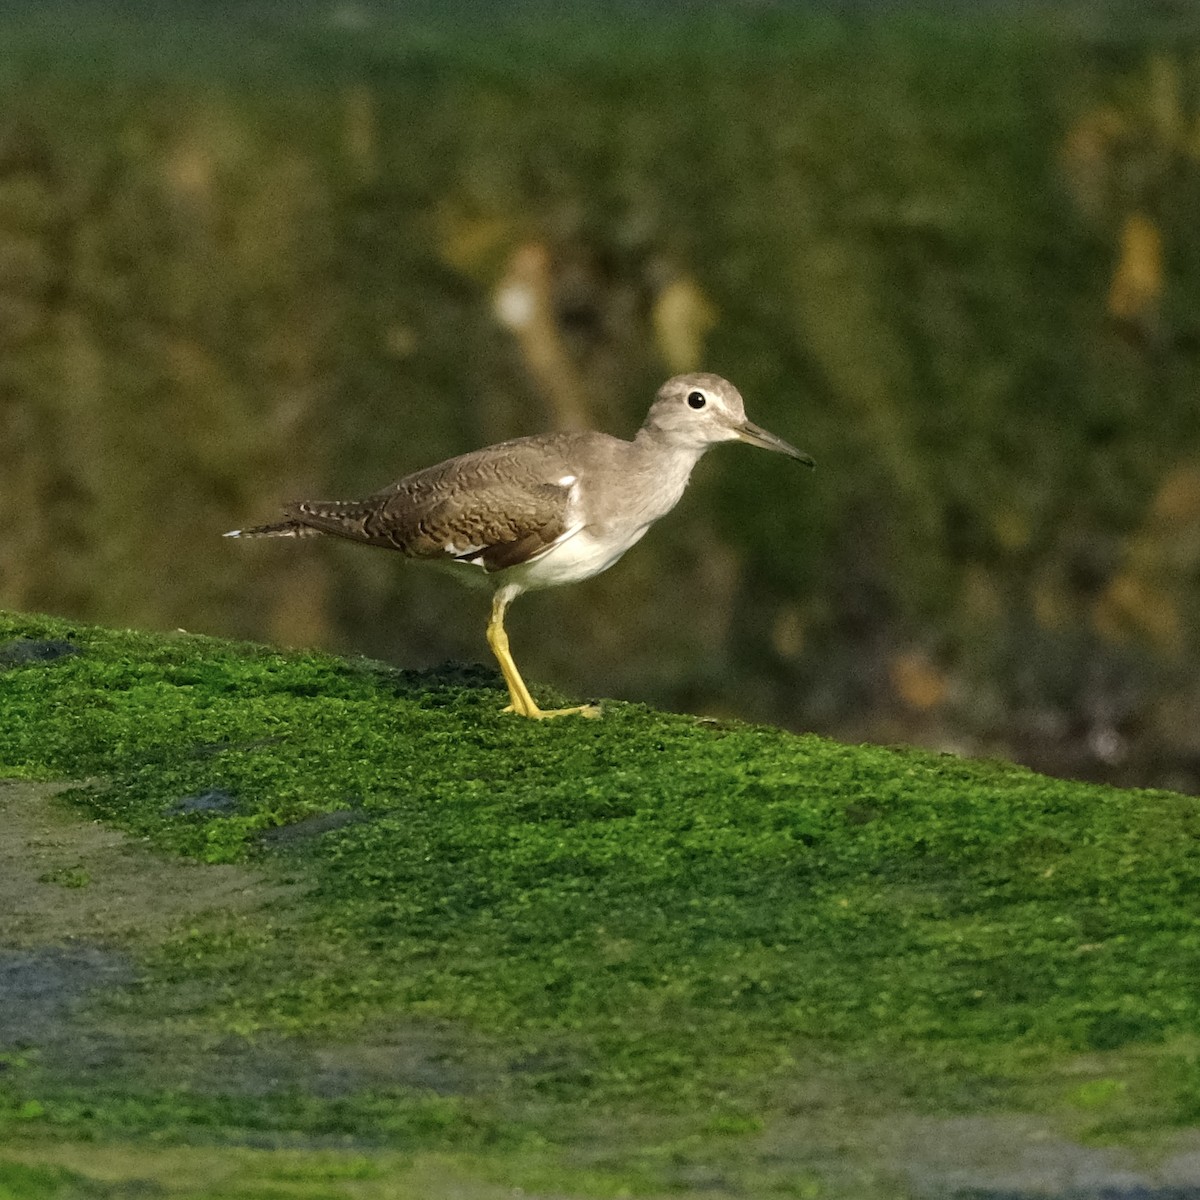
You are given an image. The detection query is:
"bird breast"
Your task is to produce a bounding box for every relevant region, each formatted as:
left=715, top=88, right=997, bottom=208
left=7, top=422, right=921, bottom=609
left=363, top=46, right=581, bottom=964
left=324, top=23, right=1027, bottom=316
left=509, top=447, right=697, bottom=592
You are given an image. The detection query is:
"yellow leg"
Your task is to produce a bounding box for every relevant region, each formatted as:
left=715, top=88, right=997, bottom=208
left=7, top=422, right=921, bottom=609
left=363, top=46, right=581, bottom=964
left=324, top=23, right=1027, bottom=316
left=486, top=591, right=600, bottom=720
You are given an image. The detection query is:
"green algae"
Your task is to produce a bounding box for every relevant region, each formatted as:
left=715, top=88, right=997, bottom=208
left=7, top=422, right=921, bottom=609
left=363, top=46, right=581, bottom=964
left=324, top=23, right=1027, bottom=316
left=3, top=610, right=1200, bottom=1193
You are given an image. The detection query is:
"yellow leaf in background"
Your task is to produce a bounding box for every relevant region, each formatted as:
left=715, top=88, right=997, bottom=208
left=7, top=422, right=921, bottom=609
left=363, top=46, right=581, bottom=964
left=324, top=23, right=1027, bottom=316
left=1151, top=465, right=1200, bottom=524
left=771, top=605, right=806, bottom=661
left=1107, top=212, right=1163, bottom=325
left=993, top=509, right=1031, bottom=552
left=435, top=203, right=513, bottom=277
left=1059, top=105, right=1125, bottom=223
left=1093, top=463, right=1200, bottom=652
left=653, top=275, right=717, bottom=373
left=384, top=323, right=417, bottom=359
left=1094, top=572, right=1180, bottom=651
left=163, top=139, right=217, bottom=205
left=889, top=651, right=948, bottom=712
left=492, top=242, right=590, bottom=431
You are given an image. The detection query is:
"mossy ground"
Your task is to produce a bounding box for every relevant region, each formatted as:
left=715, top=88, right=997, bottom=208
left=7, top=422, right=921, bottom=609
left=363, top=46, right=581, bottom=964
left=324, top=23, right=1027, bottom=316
left=2, top=610, right=1200, bottom=1198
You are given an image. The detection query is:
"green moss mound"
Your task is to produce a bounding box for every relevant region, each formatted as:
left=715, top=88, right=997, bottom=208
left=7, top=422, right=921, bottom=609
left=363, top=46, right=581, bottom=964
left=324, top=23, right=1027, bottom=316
left=3, top=610, right=1200, bottom=1192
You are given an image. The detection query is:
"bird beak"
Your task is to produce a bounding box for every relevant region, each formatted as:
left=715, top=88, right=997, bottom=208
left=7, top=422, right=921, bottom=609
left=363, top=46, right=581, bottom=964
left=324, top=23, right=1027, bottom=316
left=734, top=420, right=815, bottom=467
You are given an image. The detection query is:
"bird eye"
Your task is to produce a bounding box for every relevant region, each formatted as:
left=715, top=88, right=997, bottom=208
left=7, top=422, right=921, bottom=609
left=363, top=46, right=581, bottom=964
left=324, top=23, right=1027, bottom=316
left=686, top=391, right=707, bottom=410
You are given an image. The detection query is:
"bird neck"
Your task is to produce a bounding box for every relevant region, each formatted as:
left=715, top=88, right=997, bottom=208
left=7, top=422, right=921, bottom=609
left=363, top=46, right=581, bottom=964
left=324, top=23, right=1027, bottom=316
left=632, top=422, right=710, bottom=471
left=619, top=425, right=709, bottom=525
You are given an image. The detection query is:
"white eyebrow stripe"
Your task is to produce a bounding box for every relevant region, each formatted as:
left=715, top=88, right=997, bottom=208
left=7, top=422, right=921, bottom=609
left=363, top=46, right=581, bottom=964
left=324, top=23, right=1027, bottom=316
left=557, top=474, right=577, bottom=487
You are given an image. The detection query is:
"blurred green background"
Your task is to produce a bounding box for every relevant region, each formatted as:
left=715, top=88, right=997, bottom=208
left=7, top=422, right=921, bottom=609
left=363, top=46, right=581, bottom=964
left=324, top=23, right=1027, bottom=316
left=3, top=0, right=1199, bottom=789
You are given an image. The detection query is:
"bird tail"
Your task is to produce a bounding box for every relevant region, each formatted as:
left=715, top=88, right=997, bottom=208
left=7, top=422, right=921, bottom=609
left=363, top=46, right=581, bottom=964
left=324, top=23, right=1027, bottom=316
left=223, top=519, right=323, bottom=540
left=224, top=499, right=378, bottom=542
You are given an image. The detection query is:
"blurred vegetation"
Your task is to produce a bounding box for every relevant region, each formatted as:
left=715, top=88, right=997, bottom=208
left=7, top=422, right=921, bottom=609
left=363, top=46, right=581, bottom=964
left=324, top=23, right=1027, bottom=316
left=3, top=2, right=1200, bottom=787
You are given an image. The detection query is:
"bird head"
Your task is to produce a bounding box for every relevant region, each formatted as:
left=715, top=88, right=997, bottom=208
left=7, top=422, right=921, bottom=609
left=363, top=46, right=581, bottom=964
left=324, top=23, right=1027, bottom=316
left=642, top=373, right=815, bottom=466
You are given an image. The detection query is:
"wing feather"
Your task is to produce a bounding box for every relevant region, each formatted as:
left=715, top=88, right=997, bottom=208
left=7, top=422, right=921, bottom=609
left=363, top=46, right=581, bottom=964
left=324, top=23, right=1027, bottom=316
left=274, top=435, right=595, bottom=573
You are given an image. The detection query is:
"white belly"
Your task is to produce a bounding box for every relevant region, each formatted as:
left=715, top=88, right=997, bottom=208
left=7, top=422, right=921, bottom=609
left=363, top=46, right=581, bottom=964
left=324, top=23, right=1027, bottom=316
left=503, top=525, right=649, bottom=592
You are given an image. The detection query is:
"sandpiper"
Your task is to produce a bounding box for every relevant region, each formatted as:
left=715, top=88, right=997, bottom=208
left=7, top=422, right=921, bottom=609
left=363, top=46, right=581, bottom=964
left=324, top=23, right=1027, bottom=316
left=226, top=373, right=813, bottom=718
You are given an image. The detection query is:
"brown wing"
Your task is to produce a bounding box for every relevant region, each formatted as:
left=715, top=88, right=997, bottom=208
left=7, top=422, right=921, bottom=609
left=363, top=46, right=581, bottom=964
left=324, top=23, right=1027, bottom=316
left=277, top=435, right=586, bottom=572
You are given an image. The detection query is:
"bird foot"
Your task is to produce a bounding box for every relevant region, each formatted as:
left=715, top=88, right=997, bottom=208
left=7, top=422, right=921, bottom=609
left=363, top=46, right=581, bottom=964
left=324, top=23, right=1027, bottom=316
left=502, top=702, right=602, bottom=720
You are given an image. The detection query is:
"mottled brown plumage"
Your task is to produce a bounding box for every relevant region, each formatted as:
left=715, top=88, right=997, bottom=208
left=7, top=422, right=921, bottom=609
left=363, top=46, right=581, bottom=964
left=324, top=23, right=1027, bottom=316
left=235, top=435, right=597, bottom=572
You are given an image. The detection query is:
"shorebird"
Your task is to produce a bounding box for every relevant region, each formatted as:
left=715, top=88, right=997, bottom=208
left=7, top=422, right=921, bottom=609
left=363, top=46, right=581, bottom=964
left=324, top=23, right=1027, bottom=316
left=226, top=373, right=813, bottom=718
